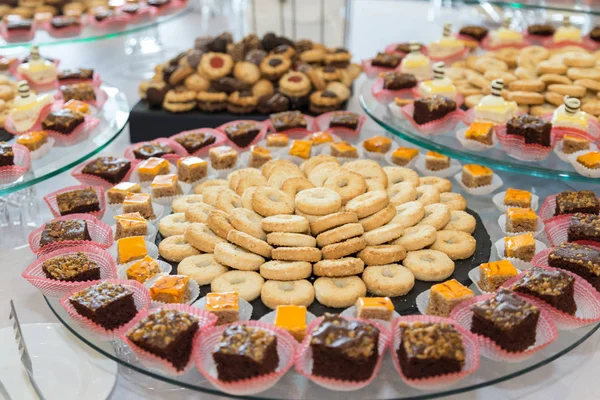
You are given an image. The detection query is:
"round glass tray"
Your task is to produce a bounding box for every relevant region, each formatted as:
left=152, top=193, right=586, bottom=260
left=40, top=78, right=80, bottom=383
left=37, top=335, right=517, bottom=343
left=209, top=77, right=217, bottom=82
left=0, top=3, right=191, bottom=49
left=43, top=296, right=600, bottom=399
left=0, top=82, right=130, bottom=196
left=359, top=79, right=600, bottom=183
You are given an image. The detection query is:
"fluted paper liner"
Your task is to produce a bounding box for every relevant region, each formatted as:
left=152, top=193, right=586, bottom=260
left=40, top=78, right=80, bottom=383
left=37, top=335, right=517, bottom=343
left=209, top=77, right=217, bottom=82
left=361, top=58, right=399, bottom=78
left=389, top=315, right=480, bottom=389
left=411, top=87, right=464, bottom=108
left=55, top=72, right=102, bottom=88
left=568, top=153, right=600, bottom=178
left=314, top=111, right=366, bottom=138
left=116, top=259, right=171, bottom=285
left=542, top=214, right=600, bottom=247
left=87, top=13, right=129, bottom=31
left=371, top=77, right=416, bottom=103
left=454, top=171, right=504, bottom=196
left=44, top=19, right=83, bottom=39
left=492, top=190, right=540, bottom=213
left=44, top=184, right=106, bottom=219
left=193, top=295, right=254, bottom=321
left=455, top=125, right=497, bottom=151
left=150, top=0, right=187, bottom=16
left=494, top=237, right=547, bottom=270
left=495, top=124, right=554, bottom=162
left=28, top=136, right=55, bottom=160
left=124, top=137, right=188, bottom=163
left=193, top=320, right=297, bottom=395
left=116, top=4, right=156, bottom=24
left=151, top=182, right=192, bottom=207
left=401, top=103, right=465, bottom=136
left=120, top=304, right=217, bottom=376
left=384, top=43, right=411, bottom=55
left=295, top=316, right=390, bottom=391
left=450, top=294, right=558, bottom=362
left=59, top=278, right=152, bottom=340
left=29, top=213, right=113, bottom=255
left=45, top=116, right=101, bottom=146
left=0, top=22, right=36, bottom=43
left=71, top=159, right=138, bottom=189
left=217, top=120, right=269, bottom=151
left=169, top=128, right=227, bottom=157
left=263, top=117, right=315, bottom=141
left=22, top=245, right=117, bottom=297
left=0, top=143, right=30, bottom=184
left=532, top=244, right=600, bottom=271
left=541, top=36, right=597, bottom=51
left=497, top=213, right=545, bottom=238
left=424, top=46, right=471, bottom=65
left=4, top=102, right=55, bottom=135
left=500, top=266, right=600, bottom=330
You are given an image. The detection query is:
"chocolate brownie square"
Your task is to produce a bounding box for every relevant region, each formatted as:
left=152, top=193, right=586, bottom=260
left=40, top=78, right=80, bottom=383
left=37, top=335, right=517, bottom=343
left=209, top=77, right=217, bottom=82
left=471, top=289, right=539, bottom=352
left=528, top=24, right=555, bottom=36
left=506, top=115, right=552, bottom=147
left=56, top=188, right=100, bottom=216
left=6, top=18, right=32, bottom=31
left=270, top=111, right=307, bottom=132
left=371, top=52, right=403, bottom=68
left=224, top=121, right=261, bottom=147
left=0, top=142, right=14, bottom=167
left=397, top=322, right=465, bottom=379
left=58, top=68, right=94, bottom=81
left=459, top=25, right=489, bottom=41
left=127, top=309, right=199, bottom=371
left=133, top=143, right=175, bottom=159
left=213, top=325, right=279, bottom=382
left=39, top=219, right=91, bottom=247
left=82, top=157, right=131, bottom=184
left=413, top=95, right=456, bottom=125
left=591, top=27, right=600, bottom=42
left=42, top=252, right=100, bottom=282
left=511, top=267, right=577, bottom=315
left=310, top=314, right=379, bottom=381
left=60, top=83, right=96, bottom=102
left=42, top=109, right=85, bottom=134
left=70, top=282, right=137, bottom=330
left=548, top=242, right=600, bottom=292
left=51, top=16, right=81, bottom=30
left=329, top=111, right=359, bottom=130
left=381, top=71, right=417, bottom=90
left=567, top=213, right=600, bottom=243
left=173, top=131, right=216, bottom=154
left=555, top=190, right=600, bottom=216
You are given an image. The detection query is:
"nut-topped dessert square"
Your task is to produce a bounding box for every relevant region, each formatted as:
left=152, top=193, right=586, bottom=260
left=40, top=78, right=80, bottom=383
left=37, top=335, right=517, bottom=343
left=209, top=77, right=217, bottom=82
left=127, top=309, right=199, bottom=371
left=213, top=324, right=279, bottom=382
left=137, top=157, right=171, bottom=182
left=107, top=182, right=142, bottom=204
left=150, top=275, right=191, bottom=304
left=126, top=255, right=161, bottom=284
left=224, top=121, right=262, bottom=148
left=117, top=236, right=148, bottom=264
left=177, top=156, right=208, bottom=183
left=506, top=208, right=538, bottom=233
left=173, top=131, right=216, bottom=154
left=310, top=314, right=380, bottom=381
left=397, top=321, right=465, bottom=379
left=114, top=212, right=148, bottom=239
left=504, top=188, right=532, bottom=209
left=123, top=193, right=155, bottom=220
left=471, top=289, right=540, bottom=352
left=69, top=282, right=137, bottom=330
left=58, top=68, right=94, bottom=82
left=511, top=267, right=577, bottom=315
left=371, top=52, right=403, bottom=69
left=506, top=115, right=552, bottom=147
left=81, top=157, right=131, bottom=184
left=355, top=297, right=394, bottom=321
left=426, top=279, right=474, bottom=317
left=567, top=213, right=600, bottom=243
left=42, top=252, right=100, bottom=282
left=270, top=111, right=307, bottom=132
left=60, top=83, right=96, bottom=102
left=329, top=111, right=360, bottom=131
left=555, top=190, right=599, bottom=216
left=413, top=95, right=456, bottom=125
left=42, top=109, right=85, bottom=134
left=381, top=71, right=417, bottom=90
left=478, top=260, right=518, bottom=292
left=205, top=291, right=239, bottom=326
left=39, top=219, right=91, bottom=247
left=0, top=142, right=15, bottom=167
left=275, top=305, right=307, bottom=342
left=548, top=242, right=600, bottom=292
left=504, top=233, right=536, bottom=262
left=133, top=143, right=174, bottom=160
left=56, top=187, right=100, bottom=216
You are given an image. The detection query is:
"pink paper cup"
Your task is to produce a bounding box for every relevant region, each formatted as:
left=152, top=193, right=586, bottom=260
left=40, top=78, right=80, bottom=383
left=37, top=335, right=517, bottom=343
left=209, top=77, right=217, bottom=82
left=424, top=46, right=471, bottom=64
left=194, top=320, right=297, bottom=395
left=264, top=116, right=315, bottom=141
left=0, top=143, right=30, bottom=184
left=44, top=184, right=106, bottom=219
left=118, top=5, right=156, bottom=24
left=401, top=103, right=465, bottom=136
left=218, top=120, right=269, bottom=151
left=361, top=59, right=399, bottom=78
left=500, top=266, right=600, bottom=330
left=87, top=13, right=130, bottom=32
left=120, top=304, right=217, bottom=376
left=3, top=102, right=55, bottom=135
left=59, top=279, right=151, bottom=341
left=45, top=116, right=100, bottom=146
left=0, top=22, right=36, bottom=43
left=450, top=294, right=558, bottom=362
left=28, top=213, right=114, bottom=255
left=169, top=128, right=228, bottom=157
left=495, top=124, right=554, bottom=162
left=541, top=36, right=597, bottom=51
left=371, top=77, right=416, bottom=103
left=124, top=137, right=188, bottom=162
left=71, top=159, right=139, bottom=190
left=294, top=316, right=390, bottom=391
left=389, top=315, right=480, bottom=389
left=56, top=72, right=103, bottom=88
left=544, top=214, right=572, bottom=246
left=314, top=111, right=366, bottom=138
left=21, top=245, right=117, bottom=298
left=44, top=19, right=83, bottom=38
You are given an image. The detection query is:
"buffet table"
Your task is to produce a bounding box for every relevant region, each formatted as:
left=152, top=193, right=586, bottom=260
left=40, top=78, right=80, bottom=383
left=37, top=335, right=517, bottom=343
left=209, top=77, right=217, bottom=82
left=2, top=1, right=600, bottom=399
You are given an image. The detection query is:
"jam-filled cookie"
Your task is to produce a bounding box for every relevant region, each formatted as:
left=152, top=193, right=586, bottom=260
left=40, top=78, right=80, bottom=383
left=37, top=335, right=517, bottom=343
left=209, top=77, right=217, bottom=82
left=260, top=55, right=292, bottom=80
left=163, top=87, right=197, bottom=113
left=309, top=90, right=341, bottom=114
left=279, top=71, right=312, bottom=98
left=197, top=89, right=228, bottom=112
left=199, top=52, right=234, bottom=80
left=227, top=90, right=258, bottom=114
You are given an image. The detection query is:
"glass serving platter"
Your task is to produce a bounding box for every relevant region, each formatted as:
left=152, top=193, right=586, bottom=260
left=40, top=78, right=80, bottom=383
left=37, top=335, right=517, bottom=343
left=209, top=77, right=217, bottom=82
left=0, top=82, right=130, bottom=196
left=359, top=80, right=600, bottom=183
left=0, top=3, right=192, bottom=49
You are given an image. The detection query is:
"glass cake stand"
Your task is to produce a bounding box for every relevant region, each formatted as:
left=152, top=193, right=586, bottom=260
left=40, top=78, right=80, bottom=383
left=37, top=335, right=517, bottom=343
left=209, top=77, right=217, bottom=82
left=0, top=83, right=130, bottom=197
left=359, top=80, right=600, bottom=183
left=0, top=3, right=192, bottom=49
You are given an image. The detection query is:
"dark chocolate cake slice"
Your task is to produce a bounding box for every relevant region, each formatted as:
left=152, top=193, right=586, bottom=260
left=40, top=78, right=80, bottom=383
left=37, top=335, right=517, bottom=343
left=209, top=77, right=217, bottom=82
left=56, top=188, right=100, bottom=215
left=42, top=252, right=100, bottom=282
left=82, top=157, right=131, bottom=184
left=567, top=213, right=600, bottom=243
left=548, top=242, right=600, bottom=292
left=70, top=282, right=137, bottom=330
left=39, top=219, right=91, bottom=247
left=511, top=267, right=577, bottom=315
left=555, top=190, right=600, bottom=216
left=506, top=115, right=552, bottom=147
left=224, top=121, right=261, bottom=147
left=413, top=95, right=456, bottom=125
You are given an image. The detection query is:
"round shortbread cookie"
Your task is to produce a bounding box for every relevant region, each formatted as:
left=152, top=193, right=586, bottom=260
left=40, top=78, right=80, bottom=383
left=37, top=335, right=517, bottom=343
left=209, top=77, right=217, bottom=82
left=184, top=222, right=226, bottom=253
left=321, top=236, right=367, bottom=259
left=295, top=188, right=342, bottom=216
left=391, top=201, right=425, bottom=228
left=178, top=254, right=228, bottom=285
left=316, top=222, right=364, bottom=247
left=185, top=202, right=214, bottom=223
left=388, top=182, right=418, bottom=206
left=402, top=249, right=455, bottom=281
left=313, top=257, right=365, bottom=277
left=415, top=185, right=440, bottom=206
left=280, top=176, right=315, bottom=198
left=310, top=211, right=358, bottom=236
left=227, top=229, right=273, bottom=258
left=172, top=194, right=204, bottom=213
left=419, top=176, right=452, bottom=193
left=313, top=276, right=367, bottom=308
left=357, top=245, right=406, bottom=266
left=342, top=159, right=388, bottom=191
left=252, top=187, right=295, bottom=217
left=359, top=203, right=396, bottom=232
left=229, top=208, right=266, bottom=240
left=323, top=171, right=367, bottom=205
left=416, top=203, right=451, bottom=230
left=363, top=223, right=404, bottom=246
left=158, top=235, right=201, bottom=262
left=271, top=246, right=322, bottom=262
left=211, top=270, right=264, bottom=301
left=203, top=186, right=233, bottom=207
left=261, top=279, right=315, bottom=309
left=439, top=192, right=467, bottom=211
left=345, top=190, right=389, bottom=218
left=206, top=209, right=234, bottom=239
left=393, top=225, right=437, bottom=251
left=362, top=264, right=415, bottom=296
left=383, top=166, right=420, bottom=187
left=429, top=230, right=476, bottom=260
left=213, top=242, right=265, bottom=271
left=301, top=154, right=340, bottom=176
left=241, top=186, right=259, bottom=210
left=262, top=214, right=309, bottom=233
left=267, top=232, right=316, bottom=247
left=194, top=179, right=228, bottom=194
left=443, top=210, right=476, bottom=233
left=215, top=190, right=243, bottom=214
left=260, top=260, right=312, bottom=281
left=158, top=213, right=190, bottom=237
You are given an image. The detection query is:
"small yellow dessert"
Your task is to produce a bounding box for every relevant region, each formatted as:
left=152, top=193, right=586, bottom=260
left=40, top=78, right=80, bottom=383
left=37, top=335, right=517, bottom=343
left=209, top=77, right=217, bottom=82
left=577, top=151, right=600, bottom=169
left=289, top=140, right=312, bottom=159
left=107, top=181, right=142, bottom=204
left=478, top=260, right=518, bottom=292
left=126, top=255, right=161, bottom=283
left=308, top=131, right=334, bottom=145
left=464, top=121, right=494, bottom=145
left=137, top=157, right=170, bottom=182
left=391, top=147, right=419, bottom=166
left=205, top=291, right=239, bottom=325
left=63, top=99, right=90, bottom=114
left=503, top=188, right=532, bottom=208
left=274, top=305, right=307, bottom=342
left=426, top=279, right=474, bottom=317
left=16, top=130, right=48, bottom=151
left=330, top=141, right=358, bottom=158
left=363, top=136, right=392, bottom=153
left=117, top=235, right=148, bottom=264
left=114, top=212, right=147, bottom=239
left=265, top=133, right=289, bottom=147
left=150, top=275, right=190, bottom=304
left=354, top=297, right=394, bottom=321
left=505, top=232, right=536, bottom=262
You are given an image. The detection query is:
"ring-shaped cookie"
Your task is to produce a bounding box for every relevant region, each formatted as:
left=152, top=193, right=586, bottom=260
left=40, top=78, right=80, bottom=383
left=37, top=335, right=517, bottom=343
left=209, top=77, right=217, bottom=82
left=391, top=201, right=425, bottom=228
left=172, top=194, right=204, bottom=213
left=363, top=223, right=404, bottom=246
left=383, top=166, right=420, bottom=187
left=235, top=174, right=268, bottom=196
left=323, top=171, right=367, bottom=205
left=301, top=154, right=340, bottom=176
left=227, top=229, right=273, bottom=258
left=295, top=188, right=342, bottom=216
left=345, top=190, right=389, bottom=218
left=202, top=186, right=233, bottom=207
left=261, top=279, right=315, bottom=309
left=241, top=187, right=259, bottom=211
left=393, top=225, right=437, bottom=251
left=417, top=203, right=451, bottom=230
left=342, top=160, right=388, bottom=191
left=316, top=222, right=364, bottom=247
left=415, top=185, right=440, bottom=206
left=178, top=254, right=228, bottom=286
left=262, top=214, right=309, bottom=233
left=211, top=270, right=264, bottom=301
left=185, top=202, right=214, bottom=223
left=362, top=264, right=415, bottom=296
left=358, top=244, right=406, bottom=266
left=260, top=260, right=312, bottom=281
left=213, top=242, right=265, bottom=271
left=439, top=192, right=467, bottom=211
left=313, top=257, right=365, bottom=277
left=388, top=182, right=418, bottom=206
left=194, top=179, right=228, bottom=195
left=419, top=176, right=452, bottom=193
left=271, top=246, right=322, bottom=262
left=313, top=276, right=366, bottom=308
left=229, top=208, right=265, bottom=240
left=310, top=211, right=358, bottom=236
left=321, top=236, right=367, bottom=259
left=443, top=210, right=476, bottom=233
left=429, top=230, right=476, bottom=260
left=402, top=249, right=455, bottom=282
left=281, top=177, right=315, bottom=198
left=359, top=203, right=396, bottom=232
left=183, top=222, right=226, bottom=253
left=206, top=209, right=234, bottom=239
left=216, top=190, right=243, bottom=214
left=252, top=187, right=295, bottom=217
left=267, top=232, right=316, bottom=247
left=158, top=234, right=201, bottom=262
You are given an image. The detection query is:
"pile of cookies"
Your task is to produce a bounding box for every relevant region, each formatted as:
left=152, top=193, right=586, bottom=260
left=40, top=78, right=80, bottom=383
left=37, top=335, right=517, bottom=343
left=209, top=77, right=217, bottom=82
left=156, top=155, right=479, bottom=310
left=138, top=31, right=362, bottom=115
left=0, top=76, right=17, bottom=128
left=447, top=45, right=600, bottom=117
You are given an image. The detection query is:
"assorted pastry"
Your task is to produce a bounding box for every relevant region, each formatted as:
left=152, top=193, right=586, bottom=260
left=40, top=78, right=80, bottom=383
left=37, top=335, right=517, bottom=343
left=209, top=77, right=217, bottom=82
left=138, top=31, right=362, bottom=115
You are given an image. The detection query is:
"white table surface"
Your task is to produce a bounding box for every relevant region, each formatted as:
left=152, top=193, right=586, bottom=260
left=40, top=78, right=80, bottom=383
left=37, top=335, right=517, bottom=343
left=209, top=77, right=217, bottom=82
left=1, top=1, right=599, bottom=399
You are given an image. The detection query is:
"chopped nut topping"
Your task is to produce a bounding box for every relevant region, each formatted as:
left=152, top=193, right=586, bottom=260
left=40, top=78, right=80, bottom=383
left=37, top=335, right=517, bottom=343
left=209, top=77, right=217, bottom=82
left=399, top=321, right=465, bottom=365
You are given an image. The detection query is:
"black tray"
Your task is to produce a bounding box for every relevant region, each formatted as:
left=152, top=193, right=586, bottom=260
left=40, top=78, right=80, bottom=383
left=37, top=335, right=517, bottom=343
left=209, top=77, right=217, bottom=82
left=155, top=207, right=491, bottom=318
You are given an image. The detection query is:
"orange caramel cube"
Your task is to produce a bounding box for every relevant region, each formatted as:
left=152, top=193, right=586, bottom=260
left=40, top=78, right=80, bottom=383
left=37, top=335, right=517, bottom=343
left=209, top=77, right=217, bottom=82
left=150, top=275, right=190, bottom=304
left=117, top=235, right=148, bottom=264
